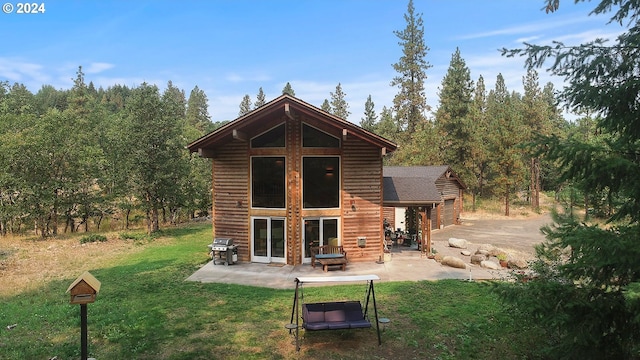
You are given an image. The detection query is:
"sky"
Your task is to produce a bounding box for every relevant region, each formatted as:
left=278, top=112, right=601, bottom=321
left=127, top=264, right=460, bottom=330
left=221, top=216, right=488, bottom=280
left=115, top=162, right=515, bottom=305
left=0, top=0, right=626, bottom=124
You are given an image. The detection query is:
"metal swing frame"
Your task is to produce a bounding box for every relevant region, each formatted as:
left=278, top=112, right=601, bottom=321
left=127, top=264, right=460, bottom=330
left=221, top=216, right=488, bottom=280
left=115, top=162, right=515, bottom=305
left=288, top=275, right=382, bottom=351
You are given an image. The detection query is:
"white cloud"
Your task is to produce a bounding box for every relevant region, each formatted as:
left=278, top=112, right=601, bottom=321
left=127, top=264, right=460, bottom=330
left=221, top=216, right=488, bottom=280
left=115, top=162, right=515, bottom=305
left=84, top=62, right=115, bottom=74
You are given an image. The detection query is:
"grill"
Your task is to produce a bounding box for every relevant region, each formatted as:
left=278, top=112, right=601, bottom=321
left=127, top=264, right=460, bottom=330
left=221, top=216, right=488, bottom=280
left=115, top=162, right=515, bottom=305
left=208, top=238, right=237, bottom=266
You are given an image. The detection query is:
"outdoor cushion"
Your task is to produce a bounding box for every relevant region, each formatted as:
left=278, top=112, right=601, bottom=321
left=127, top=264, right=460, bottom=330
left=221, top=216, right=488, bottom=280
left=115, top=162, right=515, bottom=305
left=314, top=253, right=344, bottom=259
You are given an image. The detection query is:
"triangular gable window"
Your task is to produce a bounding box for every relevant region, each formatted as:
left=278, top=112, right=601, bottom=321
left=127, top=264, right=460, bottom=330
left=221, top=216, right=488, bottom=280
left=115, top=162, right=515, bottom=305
left=251, top=124, right=285, bottom=148
left=302, top=123, right=340, bottom=148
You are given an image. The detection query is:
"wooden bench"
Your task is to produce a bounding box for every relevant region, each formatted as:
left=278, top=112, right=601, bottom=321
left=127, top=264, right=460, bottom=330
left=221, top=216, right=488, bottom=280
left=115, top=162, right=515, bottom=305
left=310, top=245, right=347, bottom=272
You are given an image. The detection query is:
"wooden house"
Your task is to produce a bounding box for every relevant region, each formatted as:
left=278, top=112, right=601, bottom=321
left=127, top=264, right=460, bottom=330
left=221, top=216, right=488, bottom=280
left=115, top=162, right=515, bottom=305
left=187, top=95, right=397, bottom=265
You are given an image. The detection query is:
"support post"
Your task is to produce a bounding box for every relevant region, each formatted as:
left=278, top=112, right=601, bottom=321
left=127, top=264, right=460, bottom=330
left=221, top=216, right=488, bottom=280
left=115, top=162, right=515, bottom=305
left=81, top=304, right=88, bottom=360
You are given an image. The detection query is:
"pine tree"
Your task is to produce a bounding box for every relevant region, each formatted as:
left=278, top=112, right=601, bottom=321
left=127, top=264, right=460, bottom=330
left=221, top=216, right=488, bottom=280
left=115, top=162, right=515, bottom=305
left=321, top=99, right=331, bottom=113
left=254, top=87, right=266, bottom=109
left=186, top=86, right=211, bottom=132
left=282, top=82, right=295, bottom=96
left=468, top=75, right=489, bottom=210
left=360, top=95, right=377, bottom=132
left=391, top=0, right=431, bottom=134
left=499, top=2, right=640, bottom=355
left=435, top=47, right=474, bottom=186
left=239, top=94, right=252, bottom=116
left=329, top=83, right=350, bottom=119
left=486, top=74, right=527, bottom=216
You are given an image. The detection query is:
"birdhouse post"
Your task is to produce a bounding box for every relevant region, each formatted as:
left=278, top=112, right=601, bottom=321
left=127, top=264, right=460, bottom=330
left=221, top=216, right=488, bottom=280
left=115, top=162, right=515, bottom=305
left=66, top=271, right=101, bottom=360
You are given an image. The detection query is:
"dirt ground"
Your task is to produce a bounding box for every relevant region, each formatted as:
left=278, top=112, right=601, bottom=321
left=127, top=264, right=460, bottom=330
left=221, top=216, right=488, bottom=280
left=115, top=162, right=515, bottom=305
left=429, top=212, right=552, bottom=260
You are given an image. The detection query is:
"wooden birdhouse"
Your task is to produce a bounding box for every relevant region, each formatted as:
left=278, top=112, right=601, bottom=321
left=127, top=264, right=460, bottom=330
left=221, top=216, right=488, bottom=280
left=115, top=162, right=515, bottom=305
left=66, top=271, right=101, bottom=305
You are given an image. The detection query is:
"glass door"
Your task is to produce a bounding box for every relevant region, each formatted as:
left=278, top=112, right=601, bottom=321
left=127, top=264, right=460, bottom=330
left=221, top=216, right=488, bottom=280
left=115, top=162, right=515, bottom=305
left=302, top=217, right=339, bottom=263
left=252, top=217, right=286, bottom=263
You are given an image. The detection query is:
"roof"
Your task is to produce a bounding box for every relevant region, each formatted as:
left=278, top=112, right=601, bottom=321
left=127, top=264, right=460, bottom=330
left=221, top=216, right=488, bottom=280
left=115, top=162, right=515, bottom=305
left=187, top=94, right=397, bottom=155
left=382, top=165, right=466, bottom=206
left=66, top=271, right=101, bottom=293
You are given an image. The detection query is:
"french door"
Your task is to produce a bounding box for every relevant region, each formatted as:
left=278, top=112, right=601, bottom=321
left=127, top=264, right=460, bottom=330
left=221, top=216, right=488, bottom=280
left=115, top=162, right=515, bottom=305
left=251, top=217, right=286, bottom=263
left=302, top=217, right=339, bottom=264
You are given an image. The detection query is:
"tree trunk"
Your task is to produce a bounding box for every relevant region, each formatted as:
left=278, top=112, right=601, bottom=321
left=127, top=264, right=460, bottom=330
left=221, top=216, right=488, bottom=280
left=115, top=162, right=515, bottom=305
left=504, top=183, right=510, bottom=216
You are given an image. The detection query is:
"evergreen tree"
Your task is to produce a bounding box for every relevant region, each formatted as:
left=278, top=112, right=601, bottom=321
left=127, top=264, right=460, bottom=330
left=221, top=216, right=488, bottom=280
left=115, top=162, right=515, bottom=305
left=282, top=82, right=295, bottom=96
left=498, top=2, right=640, bottom=357
left=360, top=95, right=377, bottom=132
left=435, top=47, right=474, bottom=186
left=391, top=0, right=431, bottom=134
left=486, top=74, right=527, bottom=216
left=239, top=94, right=252, bottom=116
left=321, top=99, right=331, bottom=113
left=254, top=87, right=266, bottom=109
left=329, top=83, right=350, bottom=119
left=468, top=75, right=490, bottom=209
left=186, top=86, right=211, bottom=132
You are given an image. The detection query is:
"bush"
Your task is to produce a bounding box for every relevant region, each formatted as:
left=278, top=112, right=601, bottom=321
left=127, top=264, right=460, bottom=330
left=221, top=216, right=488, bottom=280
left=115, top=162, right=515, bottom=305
left=79, top=234, right=108, bottom=244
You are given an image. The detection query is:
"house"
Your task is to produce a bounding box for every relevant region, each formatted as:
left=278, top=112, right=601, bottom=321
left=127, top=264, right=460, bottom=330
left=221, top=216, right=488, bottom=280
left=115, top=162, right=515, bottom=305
left=383, top=166, right=466, bottom=232
left=187, top=94, right=397, bottom=265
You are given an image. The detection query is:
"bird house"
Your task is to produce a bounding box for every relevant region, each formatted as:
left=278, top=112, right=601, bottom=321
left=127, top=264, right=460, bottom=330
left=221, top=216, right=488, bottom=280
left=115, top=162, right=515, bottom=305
left=66, top=271, right=101, bottom=305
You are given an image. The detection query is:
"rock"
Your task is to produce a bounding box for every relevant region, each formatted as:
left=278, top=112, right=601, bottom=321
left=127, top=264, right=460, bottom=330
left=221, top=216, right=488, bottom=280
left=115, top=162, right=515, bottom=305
left=441, top=256, right=466, bottom=269
left=481, top=260, right=501, bottom=270
left=476, top=249, right=490, bottom=256
left=448, top=237, right=468, bottom=249
left=434, top=253, right=444, bottom=262
left=508, top=258, right=528, bottom=269
left=477, top=244, right=496, bottom=253
left=460, top=250, right=471, bottom=256
left=470, top=254, right=486, bottom=265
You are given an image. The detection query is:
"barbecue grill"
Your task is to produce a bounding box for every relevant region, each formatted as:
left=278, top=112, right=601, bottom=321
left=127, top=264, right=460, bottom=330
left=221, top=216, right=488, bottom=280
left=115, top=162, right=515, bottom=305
left=209, top=237, right=237, bottom=266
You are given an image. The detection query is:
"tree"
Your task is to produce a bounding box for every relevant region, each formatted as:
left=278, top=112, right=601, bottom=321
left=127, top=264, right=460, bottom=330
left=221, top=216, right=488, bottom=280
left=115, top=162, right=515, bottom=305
left=498, top=1, right=640, bottom=358
left=391, top=0, right=431, bottom=134
left=254, top=87, right=266, bottom=109
left=485, top=74, right=527, bottom=216
left=321, top=99, right=331, bottom=113
left=239, top=94, right=252, bottom=116
left=435, top=47, right=474, bottom=186
left=186, top=85, right=211, bottom=132
left=282, top=82, right=295, bottom=96
left=360, top=95, right=377, bottom=132
left=467, top=75, right=490, bottom=210
left=329, top=83, right=350, bottom=119
left=125, top=83, right=185, bottom=234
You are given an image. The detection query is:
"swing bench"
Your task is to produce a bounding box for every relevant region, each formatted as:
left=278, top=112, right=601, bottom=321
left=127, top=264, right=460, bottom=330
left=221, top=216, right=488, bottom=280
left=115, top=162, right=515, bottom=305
left=287, top=275, right=382, bottom=351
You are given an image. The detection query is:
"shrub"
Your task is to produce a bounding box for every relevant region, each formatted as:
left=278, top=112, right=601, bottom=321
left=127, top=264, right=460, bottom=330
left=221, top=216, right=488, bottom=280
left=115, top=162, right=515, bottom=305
left=80, top=234, right=108, bottom=244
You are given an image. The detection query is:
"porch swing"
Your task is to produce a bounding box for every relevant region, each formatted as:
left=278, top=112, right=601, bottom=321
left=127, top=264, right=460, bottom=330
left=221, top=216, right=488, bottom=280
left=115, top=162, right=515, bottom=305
left=287, top=275, right=382, bottom=351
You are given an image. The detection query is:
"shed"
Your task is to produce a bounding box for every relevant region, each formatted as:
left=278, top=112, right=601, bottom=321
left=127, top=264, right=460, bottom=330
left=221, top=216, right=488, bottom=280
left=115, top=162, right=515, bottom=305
left=383, top=165, right=466, bottom=237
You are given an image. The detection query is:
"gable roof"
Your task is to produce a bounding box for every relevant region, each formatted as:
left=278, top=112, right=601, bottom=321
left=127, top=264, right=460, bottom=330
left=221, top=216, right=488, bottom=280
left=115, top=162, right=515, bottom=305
left=382, top=165, right=466, bottom=206
left=187, top=94, right=397, bottom=156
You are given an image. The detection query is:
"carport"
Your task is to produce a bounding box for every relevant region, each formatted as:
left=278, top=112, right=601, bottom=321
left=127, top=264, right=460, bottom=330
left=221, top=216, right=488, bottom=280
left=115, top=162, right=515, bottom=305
left=382, top=166, right=466, bottom=254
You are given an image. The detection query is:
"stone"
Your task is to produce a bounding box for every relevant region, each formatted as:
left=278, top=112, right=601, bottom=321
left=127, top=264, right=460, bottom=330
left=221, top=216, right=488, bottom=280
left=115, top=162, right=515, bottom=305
left=441, top=255, right=466, bottom=269
left=470, top=254, right=486, bottom=265
left=448, top=237, right=468, bottom=249
left=477, top=244, right=496, bottom=253
left=481, top=260, right=501, bottom=270
left=476, top=249, right=490, bottom=256
left=508, top=258, right=528, bottom=269
left=460, top=250, right=471, bottom=256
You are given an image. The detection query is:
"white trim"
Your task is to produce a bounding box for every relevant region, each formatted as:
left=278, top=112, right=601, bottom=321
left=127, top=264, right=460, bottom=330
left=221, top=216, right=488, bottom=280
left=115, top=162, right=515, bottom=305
left=295, top=275, right=380, bottom=283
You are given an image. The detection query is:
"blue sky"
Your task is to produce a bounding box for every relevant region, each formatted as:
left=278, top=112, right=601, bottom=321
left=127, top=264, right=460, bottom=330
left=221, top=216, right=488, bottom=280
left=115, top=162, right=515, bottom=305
left=1, top=0, right=623, bottom=123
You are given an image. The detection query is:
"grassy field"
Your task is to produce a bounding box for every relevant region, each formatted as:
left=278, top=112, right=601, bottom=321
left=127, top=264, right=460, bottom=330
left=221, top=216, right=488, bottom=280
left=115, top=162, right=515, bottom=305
left=0, top=223, right=545, bottom=359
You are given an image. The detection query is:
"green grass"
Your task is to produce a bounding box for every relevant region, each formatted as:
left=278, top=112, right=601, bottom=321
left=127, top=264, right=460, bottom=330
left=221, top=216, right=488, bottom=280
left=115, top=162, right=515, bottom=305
left=0, top=223, right=546, bottom=359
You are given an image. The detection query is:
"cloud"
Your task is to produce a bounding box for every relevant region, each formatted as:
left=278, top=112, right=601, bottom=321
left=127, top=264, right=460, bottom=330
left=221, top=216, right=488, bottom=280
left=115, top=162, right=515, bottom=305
left=0, top=58, right=49, bottom=84
left=84, top=62, right=115, bottom=74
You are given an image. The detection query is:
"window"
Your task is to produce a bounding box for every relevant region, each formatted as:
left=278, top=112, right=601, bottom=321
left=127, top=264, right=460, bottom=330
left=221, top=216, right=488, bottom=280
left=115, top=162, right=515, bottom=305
left=251, top=124, right=285, bottom=148
left=252, top=157, right=285, bottom=208
left=303, top=157, right=339, bottom=208
left=302, top=123, right=339, bottom=148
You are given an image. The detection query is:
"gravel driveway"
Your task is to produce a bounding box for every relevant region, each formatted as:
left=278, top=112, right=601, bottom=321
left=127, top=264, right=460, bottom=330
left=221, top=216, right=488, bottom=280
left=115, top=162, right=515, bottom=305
left=429, top=213, right=553, bottom=259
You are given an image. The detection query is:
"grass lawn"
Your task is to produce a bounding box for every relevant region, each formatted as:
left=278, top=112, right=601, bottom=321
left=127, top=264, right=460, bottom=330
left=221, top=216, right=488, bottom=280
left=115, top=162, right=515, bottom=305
left=0, top=223, right=545, bottom=359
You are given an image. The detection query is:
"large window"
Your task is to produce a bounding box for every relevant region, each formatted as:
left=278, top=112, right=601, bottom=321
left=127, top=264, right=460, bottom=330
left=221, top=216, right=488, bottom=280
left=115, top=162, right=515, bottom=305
left=302, top=123, right=340, bottom=148
left=251, top=124, right=285, bottom=148
left=252, top=157, right=285, bottom=208
left=303, top=157, right=340, bottom=208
